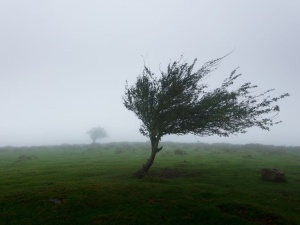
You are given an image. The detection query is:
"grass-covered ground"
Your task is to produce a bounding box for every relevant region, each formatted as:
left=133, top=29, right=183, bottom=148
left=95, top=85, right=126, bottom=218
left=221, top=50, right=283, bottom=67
left=0, top=142, right=300, bottom=225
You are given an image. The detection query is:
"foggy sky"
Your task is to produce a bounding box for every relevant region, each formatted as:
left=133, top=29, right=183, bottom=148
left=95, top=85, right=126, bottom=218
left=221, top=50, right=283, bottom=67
left=0, top=1, right=299, bottom=147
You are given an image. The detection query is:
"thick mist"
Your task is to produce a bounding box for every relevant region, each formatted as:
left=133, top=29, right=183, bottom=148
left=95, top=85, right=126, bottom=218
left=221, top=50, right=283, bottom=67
left=0, top=1, right=299, bottom=146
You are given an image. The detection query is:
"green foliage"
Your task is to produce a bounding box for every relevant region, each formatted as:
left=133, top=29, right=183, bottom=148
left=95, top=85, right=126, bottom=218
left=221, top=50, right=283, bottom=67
left=123, top=56, right=289, bottom=139
left=123, top=55, right=289, bottom=175
left=87, top=127, right=108, bottom=144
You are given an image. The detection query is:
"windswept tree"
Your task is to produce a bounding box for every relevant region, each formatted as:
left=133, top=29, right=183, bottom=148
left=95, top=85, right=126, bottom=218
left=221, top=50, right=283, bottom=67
left=123, top=56, right=289, bottom=177
left=87, top=127, right=108, bottom=144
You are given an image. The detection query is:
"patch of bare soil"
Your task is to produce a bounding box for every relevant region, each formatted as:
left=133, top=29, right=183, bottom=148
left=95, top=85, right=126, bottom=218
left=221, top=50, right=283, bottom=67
left=48, top=198, right=67, bottom=205
left=148, top=167, right=205, bottom=179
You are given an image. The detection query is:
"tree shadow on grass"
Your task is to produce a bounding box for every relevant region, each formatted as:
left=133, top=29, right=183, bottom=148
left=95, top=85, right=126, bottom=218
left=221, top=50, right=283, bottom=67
left=147, top=167, right=207, bottom=179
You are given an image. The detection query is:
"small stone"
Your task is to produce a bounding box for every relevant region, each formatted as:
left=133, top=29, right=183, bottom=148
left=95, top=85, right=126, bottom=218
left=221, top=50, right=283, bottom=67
left=48, top=198, right=64, bottom=204
left=261, top=168, right=286, bottom=182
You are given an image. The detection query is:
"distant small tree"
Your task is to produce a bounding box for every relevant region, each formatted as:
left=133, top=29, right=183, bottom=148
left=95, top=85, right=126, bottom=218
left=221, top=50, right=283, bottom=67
left=87, top=127, right=108, bottom=144
left=123, top=55, right=289, bottom=177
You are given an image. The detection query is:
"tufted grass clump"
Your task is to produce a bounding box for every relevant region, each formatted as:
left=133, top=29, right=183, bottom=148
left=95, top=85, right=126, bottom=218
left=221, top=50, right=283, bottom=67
left=174, top=149, right=187, bottom=155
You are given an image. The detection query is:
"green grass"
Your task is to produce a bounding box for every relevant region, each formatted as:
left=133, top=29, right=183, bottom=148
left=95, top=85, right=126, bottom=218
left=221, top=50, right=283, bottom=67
left=0, top=142, right=300, bottom=224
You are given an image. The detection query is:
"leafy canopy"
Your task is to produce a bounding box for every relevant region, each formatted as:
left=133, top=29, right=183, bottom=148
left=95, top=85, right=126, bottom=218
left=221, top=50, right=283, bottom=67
left=87, top=127, right=108, bottom=143
left=123, top=56, right=289, bottom=140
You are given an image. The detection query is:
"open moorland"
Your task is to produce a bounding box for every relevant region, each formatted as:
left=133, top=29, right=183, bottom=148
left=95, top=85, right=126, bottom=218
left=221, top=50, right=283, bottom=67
left=0, top=142, right=300, bottom=225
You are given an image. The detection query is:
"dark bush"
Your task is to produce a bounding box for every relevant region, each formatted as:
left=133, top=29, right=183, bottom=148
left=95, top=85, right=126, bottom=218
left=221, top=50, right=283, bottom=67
left=174, top=149, right=187, bottom=155
left=161, top=150, right=173, bottom=157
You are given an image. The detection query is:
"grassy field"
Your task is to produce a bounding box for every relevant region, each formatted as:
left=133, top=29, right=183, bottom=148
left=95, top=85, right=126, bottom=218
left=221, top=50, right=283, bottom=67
left=0, top=142, right=300, bottom=225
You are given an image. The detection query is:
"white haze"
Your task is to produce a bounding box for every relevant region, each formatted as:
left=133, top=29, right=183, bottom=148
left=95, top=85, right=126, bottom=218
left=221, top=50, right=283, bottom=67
left=0, top=1, right=299, bottom=147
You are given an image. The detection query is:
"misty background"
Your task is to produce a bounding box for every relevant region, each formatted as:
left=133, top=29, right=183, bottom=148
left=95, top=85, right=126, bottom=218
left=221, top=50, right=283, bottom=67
left=0, top=1, right=299, bottom=147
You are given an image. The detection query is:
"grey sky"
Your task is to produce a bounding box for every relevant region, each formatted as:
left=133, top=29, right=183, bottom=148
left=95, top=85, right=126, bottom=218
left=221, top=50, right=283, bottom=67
left=0, top=1, right=299, bottom=146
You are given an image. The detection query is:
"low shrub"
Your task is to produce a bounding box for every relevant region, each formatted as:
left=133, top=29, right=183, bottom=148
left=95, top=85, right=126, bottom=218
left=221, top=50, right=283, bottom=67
left=174, top=149, right=187, bottom=155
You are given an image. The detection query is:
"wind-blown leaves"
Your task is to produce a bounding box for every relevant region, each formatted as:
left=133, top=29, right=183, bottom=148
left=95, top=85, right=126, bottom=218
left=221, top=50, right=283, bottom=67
left=123, top=56, right=289, bottom=140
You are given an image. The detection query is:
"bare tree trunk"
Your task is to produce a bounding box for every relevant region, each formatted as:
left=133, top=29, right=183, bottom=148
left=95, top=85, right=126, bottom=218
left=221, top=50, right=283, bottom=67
left=134, top=136, right=162, bottom=178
